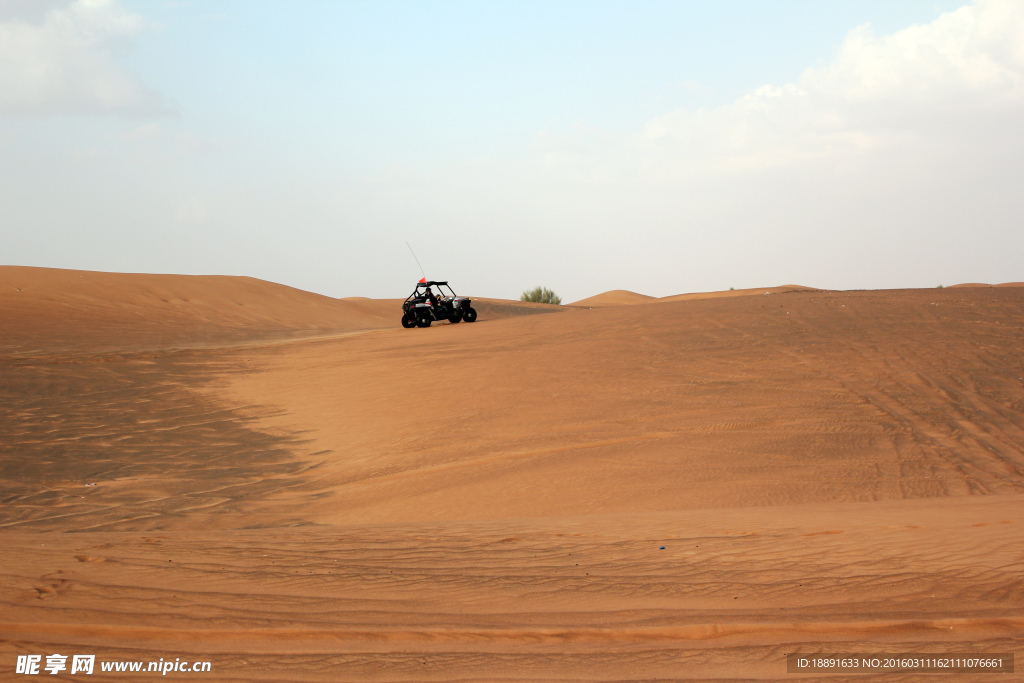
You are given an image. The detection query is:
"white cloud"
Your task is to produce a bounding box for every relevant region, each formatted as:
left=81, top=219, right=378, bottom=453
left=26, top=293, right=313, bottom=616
left=0, top=0, right=169, bottom=117
left=505, top=0, right=1023, bottom=296
left=538, top=0, right=1023, bottom=181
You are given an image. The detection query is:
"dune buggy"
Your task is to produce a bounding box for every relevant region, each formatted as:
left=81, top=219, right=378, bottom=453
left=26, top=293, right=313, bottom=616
left=401, top=280, right=477, bottom=328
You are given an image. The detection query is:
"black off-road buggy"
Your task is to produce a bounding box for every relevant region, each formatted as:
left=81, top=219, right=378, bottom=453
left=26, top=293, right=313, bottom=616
left=401, top=280, right=478, bottom=328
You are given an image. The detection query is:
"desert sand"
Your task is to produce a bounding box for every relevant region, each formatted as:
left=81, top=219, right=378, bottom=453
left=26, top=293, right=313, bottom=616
left=2, top=266, right=1023, bottom=681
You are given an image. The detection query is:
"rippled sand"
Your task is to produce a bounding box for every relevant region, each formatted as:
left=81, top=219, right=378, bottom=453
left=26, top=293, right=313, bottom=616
left=2, top=267, right=1022, bottom=681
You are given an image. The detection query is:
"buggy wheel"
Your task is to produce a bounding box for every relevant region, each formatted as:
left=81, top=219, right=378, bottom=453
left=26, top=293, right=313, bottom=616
left=448, top=313, right=462, bottom=324
left=401, top=313, right=416, bottom=328
left=462, top=307, right=478, bottom=323
left=416, top=313, right=432, bottom=328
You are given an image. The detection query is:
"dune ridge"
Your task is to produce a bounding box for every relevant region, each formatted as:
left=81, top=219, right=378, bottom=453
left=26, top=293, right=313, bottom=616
left=570, top=284, right=819, bottom=306
left=570, top=282, right=1024, bottom=306
left=0, top=266, right=563, bottom=357
left=0, top=266, right=392, bottom=356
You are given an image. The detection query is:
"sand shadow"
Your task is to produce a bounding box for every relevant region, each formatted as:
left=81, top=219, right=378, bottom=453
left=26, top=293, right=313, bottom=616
left=0, top=351, right=321, bottom=532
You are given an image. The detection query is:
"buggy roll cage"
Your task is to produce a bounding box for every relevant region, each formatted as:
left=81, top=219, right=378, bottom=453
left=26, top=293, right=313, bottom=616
left=405, top=281, right=458, bottom=302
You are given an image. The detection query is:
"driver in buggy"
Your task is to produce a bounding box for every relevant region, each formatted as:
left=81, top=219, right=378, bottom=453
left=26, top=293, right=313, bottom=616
left=401, top=280, right=476, bottom=328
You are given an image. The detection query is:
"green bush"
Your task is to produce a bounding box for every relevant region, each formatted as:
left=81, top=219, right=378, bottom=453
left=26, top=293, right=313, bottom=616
left=521, top=286, right=562, bottom=305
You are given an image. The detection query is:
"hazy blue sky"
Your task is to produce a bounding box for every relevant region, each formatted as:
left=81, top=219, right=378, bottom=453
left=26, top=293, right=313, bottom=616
left=2, top=0, right=1021, bottom=301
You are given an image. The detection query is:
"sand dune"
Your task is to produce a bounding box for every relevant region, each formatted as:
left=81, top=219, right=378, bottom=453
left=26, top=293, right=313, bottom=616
left=0, top=266, right=393, bottom=356
left=2, top=268, right=1023, bottom=680
left=2, top=494, right=1021, bottom=680
left=216, top=286, right=1024, bottom=525
left=568, top=289, right=657, bottom=307
left=569, top=284, right=818, bottom=306
left=658, top=284, right=819, bottom=302
left=0, top=267, right=557, bottom=358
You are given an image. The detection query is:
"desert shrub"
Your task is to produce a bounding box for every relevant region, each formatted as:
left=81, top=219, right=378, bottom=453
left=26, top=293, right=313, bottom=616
left=521, top=286, right=562, bottom=305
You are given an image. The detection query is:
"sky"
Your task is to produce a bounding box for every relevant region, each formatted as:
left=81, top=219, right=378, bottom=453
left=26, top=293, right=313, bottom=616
left=1, top=0, right=1021, bottom=301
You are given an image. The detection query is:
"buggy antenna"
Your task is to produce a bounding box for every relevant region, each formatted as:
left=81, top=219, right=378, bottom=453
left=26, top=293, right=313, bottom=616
left=406, top=242, right=426, bottom=280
